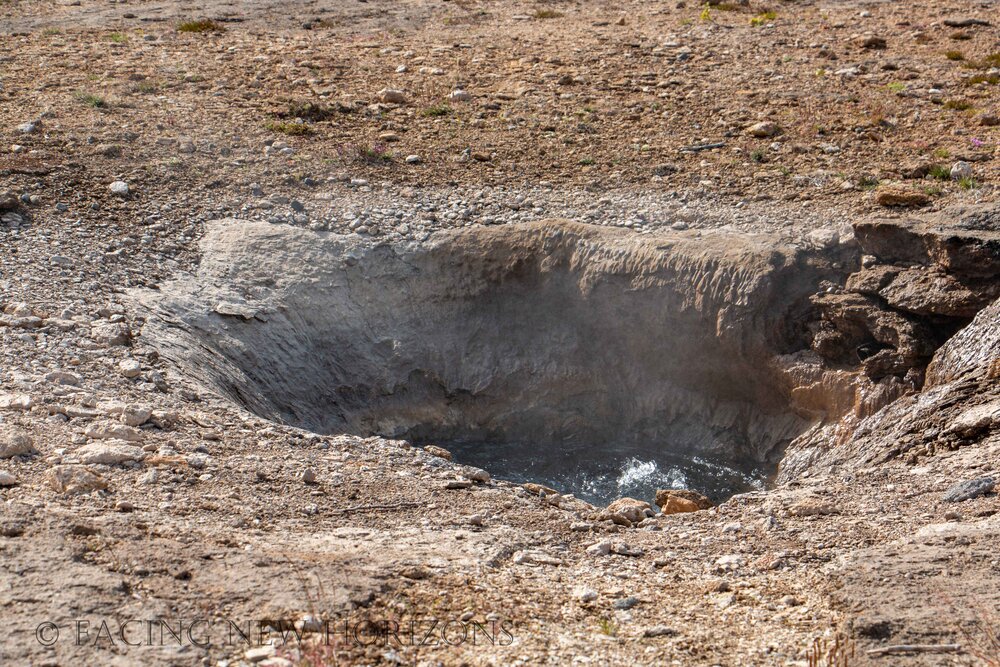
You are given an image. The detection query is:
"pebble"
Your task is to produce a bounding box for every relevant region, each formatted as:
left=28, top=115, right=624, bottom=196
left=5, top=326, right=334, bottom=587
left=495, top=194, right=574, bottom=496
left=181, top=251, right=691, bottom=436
left=613, top=596, right=639, bottom=610
left=119, top=359, right=142, bottom=378
left=378, top=88, right=407, bottom=104
left=0, top=471, right=17, bottom=486
left=109, top=181, right=130, bottom=197
left=302, top=468, right=317, bottom=484
left=16, top=122, right=36, bottom=134
left=950, top=161, right=972, bottom=181
left=0, top=428, right=36, bottom=458
left=448, top=89, right=472, bottom=102
left=573, top=586, right=598, bottom=602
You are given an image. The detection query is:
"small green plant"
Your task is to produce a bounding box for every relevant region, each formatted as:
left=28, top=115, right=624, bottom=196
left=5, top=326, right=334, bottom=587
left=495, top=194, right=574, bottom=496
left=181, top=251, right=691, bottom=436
left=966, top=73, right=1000, bottom=86
left=928, top=164, right=951, bottom=180
left=533, top=9, right=563, bottom=19
left=265, top=121, right=313, bottom=136
left=276, top=100, right=337, bottom=121
left=885, top=81, right=905, bottom=93
left=422, top=105, right=452, bottom=117
left=699, top=4, right=712, bottom=22
left=933, top=147, right=950, bottom=159
left=750, top=11, right=777, bottom=26
left=177, top=19, right=225, bottom=33
left=944, top=50, right=965, bottom=61
left=598, top=618, right=617, bottom=637
left=943, top=99, right=973, bottom=111
left=578, top=157, right=595, bottom=166
left=74, top=91, right=108, bottom=108
left=41, top=27, right=62, bottom=36
left=108, top=32, right=127, bottom=43
left=750, top=149, right=765, bottom=163
left=958, top=176, right=978, bottom=190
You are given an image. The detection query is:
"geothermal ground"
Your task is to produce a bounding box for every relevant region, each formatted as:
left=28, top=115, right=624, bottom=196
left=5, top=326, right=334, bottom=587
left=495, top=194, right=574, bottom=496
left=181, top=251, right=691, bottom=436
left=2, top=0, right=1000, bottom=665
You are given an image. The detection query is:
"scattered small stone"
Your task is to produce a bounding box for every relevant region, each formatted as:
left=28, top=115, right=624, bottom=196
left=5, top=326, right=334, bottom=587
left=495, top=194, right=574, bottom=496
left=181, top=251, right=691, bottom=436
left=466, top=513, right=484, bottom=526
left=302, top=468, right=317, bottom=484
left=16, top=122, right=36, bottom=134
left=0, top=471, right=18, bottom=487
left=405, top=155, right=422, bottom=164
left=942, top=477, right=994, bottom=503
left=448, top=89, right=472, bottom=102
left=857, top=35, right=887, bottom=49
left=423, top=444, right=453, bottom=460
left=444, top=479, right=472, bottom=490
left=119, top=359, right=142, bottom=378
left=643, top=625, right=677, bottom=638
left=586, top=541, right=612, bottom=556
left=0, top=428, right=36, bottom=458
left=109, top=181, right=130, bottom=197
left=613, top=596, right=639, bottom=610
left=378, top=88, right=407, bottom=104
left=72, top=442, right=146, bottom=465
left=747, top=121, right=780, bottom=138
left=573, top=586, right=597, bottom=602
left=981, top=114, right=1000, bottom=127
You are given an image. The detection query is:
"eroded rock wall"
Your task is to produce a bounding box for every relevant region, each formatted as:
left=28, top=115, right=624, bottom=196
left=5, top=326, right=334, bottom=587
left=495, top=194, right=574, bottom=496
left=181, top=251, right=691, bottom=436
left=135, top=219, right=850, bottom=471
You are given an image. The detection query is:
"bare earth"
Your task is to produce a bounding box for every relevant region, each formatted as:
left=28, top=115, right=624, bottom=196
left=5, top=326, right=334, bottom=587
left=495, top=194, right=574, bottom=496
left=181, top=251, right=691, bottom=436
left=1, top=0, right=999, bottom=666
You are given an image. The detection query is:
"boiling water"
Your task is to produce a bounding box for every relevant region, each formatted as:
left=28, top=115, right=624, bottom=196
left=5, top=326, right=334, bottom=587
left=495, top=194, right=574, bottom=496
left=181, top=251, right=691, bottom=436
left=442, top=440, right=766, bottom=507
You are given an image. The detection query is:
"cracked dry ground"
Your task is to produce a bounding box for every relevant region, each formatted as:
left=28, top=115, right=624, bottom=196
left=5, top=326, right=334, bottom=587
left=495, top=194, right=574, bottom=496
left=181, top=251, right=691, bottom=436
left=2, top=0, right=1000, bottom=666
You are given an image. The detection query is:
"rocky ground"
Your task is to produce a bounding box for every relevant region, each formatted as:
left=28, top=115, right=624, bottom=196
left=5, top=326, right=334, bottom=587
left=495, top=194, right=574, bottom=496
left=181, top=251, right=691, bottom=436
left=2, top=0, right=1000, bottom=665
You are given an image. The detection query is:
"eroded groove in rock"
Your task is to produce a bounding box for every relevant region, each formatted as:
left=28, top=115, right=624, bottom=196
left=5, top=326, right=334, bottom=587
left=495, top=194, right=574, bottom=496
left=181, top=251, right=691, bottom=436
left=135, top=218, right=856, bottom=499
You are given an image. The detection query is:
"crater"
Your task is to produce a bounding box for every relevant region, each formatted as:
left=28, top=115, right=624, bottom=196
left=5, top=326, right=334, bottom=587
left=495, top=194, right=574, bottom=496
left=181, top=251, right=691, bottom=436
left=135, top=219, right=854, bottom=505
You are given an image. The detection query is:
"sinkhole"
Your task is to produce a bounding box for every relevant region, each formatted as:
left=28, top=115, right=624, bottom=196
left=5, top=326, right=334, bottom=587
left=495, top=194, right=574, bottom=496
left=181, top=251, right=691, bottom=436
left=136, top=218, right=852, bottom=506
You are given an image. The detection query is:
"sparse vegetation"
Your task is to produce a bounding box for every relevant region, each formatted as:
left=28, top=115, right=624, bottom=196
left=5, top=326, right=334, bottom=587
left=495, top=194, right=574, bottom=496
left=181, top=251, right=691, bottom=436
left=533, top=9, right=563, bottom=19
left=957, top=176, right=978, bottom=190
left=422, top=104, right=452, bottom=117
left=928, top=164, right=951, bottom=180
left=597, top=618, right=617, bottom=636
left=699, top=4, right=713, bottom=22
left=805, top=632, right=854, bottom=667
left=177, top=19, right=225, bottom=33
left=943, top=99, right=973, bottom=111
left=886, top=82, right=905, bottom=93
left=578, top=157, right=595, bottom=165
left=108, top=32, right=127, bottom=43
left=74, top=91, right=108, bottom=108
left=750, top=11, right=777, bottom=26
left=275, top=100, right=338, bottom=122
left=340, top=143, right=393, bottom=165
left=265, top=121, right=314, bottom=136
left=944, top=50, right=965, bottom=61
left=966, top=73, right=1000, bottom=86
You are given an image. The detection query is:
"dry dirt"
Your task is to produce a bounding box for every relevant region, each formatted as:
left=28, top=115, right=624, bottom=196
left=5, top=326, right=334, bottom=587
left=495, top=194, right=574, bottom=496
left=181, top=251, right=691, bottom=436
left=1, top=0, right=999, bottom=666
